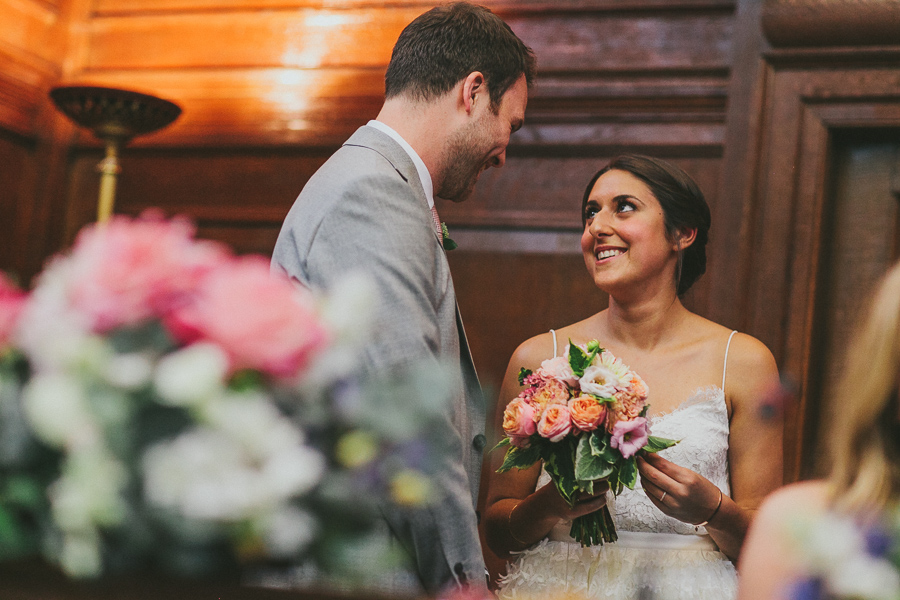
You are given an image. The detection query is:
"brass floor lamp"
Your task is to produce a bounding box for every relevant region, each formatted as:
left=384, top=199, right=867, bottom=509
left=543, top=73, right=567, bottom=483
left=49, top=86, right=182, bottom=223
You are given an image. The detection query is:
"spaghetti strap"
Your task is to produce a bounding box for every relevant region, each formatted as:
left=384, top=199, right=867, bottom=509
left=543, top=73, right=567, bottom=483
left=722, top=330, right=738, bottom=391
left=550, top=329, right=558, bottom=358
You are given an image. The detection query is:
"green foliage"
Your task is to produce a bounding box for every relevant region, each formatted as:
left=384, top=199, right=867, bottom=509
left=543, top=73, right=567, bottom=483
left=496, top=443, right=541, bottom=473
left=517, top=368, right=532, bottom=386
left=642, top=435, right=679, bottom=454
left=574, top=434, right=615, bottom=482
left=567, top=338, right=602, bottom=378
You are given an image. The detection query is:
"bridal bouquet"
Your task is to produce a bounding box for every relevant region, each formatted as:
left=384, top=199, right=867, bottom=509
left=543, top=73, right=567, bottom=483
left=496, top=340, right=676, bottom=546
left=0, top=213, right=445, bottom=582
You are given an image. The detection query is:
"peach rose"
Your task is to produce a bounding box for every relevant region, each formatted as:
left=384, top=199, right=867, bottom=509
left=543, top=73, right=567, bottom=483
left=606, top=373, right=649, bottom=432
left=529, top=379, right=571, bottom=421
left=537, top=404, right=572, bottom=442
left=503, top=397, right=536, bottom=438
left=569, top=395, right=607, bottom=432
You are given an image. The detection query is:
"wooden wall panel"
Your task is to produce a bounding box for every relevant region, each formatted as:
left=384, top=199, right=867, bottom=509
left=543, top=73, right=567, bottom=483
left=0, top=131, right=38, bottom=275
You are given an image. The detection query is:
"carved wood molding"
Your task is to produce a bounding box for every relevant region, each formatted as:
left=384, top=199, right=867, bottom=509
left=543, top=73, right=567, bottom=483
left=762, top=0, right=900, bottom=48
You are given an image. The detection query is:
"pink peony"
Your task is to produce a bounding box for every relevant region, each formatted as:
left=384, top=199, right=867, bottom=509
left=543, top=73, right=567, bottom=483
left=536, top=356, right=579, bottom=387
left=0, top=274, right=27, bottom=349
left=536, top=404, right=572, bottom=442
left=529, top=378, right=571, bottom=422
left=569, top=395, right=607, bottom=432
left=67, top=213, right=229, bottom=332
left=610, top=417, right=649, bottom=459
left=165, top=255, right=329, bottom=378
left=503, top=397, right=536, bottom=438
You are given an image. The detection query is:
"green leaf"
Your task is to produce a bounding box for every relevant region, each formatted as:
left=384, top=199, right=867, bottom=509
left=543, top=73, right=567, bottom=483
left=229, top=369, right=265, bottom=391
left=496, top=443, right=542, bottom=473
left=491, top=437, right=511, bottom=452
left=567, top=339, right=593, bottom=378
left=589, top=430, right=619, bottom=462
left=517, top=368, right=532, bottom=386
left=642, top=435, right=679, bottom=454
left=618, top=459, right=638, bottom=490
left=575, top=435, right=615, bottom=481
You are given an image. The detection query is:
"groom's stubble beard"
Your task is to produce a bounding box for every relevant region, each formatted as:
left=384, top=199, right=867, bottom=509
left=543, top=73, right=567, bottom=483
left=436, top=118, right=491, bottom=203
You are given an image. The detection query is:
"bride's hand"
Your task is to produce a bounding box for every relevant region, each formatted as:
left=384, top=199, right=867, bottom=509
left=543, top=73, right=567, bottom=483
left=534, top=479, right=610, bottom=520
left=637, top=453, right=722, bottom=526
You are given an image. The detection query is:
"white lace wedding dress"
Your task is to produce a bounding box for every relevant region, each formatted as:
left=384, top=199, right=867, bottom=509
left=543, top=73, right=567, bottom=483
left=497, top=332, right=738, bottom=600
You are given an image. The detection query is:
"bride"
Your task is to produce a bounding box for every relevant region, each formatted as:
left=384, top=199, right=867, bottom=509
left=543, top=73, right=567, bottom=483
left=484, top=155, right=783, bottom=600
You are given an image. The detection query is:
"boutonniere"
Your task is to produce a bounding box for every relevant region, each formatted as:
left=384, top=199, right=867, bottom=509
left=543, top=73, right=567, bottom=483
left=441, top=222, right=458, bottom=251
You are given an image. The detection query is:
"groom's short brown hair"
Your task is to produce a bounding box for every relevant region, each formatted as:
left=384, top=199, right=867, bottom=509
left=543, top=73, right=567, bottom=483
left=384, top=2, right=536, bottom=109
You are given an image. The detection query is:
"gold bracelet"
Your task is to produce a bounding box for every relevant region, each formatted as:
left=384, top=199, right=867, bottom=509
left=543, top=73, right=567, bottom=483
left=695, top=488, right=724, bottom=528
left=508, top=501, right=530, bottom=546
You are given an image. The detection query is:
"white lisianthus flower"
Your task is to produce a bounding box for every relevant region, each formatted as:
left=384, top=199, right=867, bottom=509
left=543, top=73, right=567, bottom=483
left=103, top=351, right=154, bottom=390
left=202, top=391, right=304, bottom=458
left=579, top=364, right=624, bottom=399
left=153, top=343, right=228, bottom=406
left=50, top=450, right=127, bottom=531
left=58, top=531, right=103, bottom=578
left=319, top=271, right=375, bottom=343
left=797, top=514, right=865, bottom=570
left=143, top=428, right=254, bottom=521
left=22, top=373, right=97, bottom=449
left=260, top=444, right=325, bottom=499
left=261, top=506, right=318, bottom=557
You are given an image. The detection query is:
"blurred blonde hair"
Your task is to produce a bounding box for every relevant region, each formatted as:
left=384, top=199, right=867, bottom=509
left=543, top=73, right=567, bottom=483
left=828, top=260, right=900, bottom=512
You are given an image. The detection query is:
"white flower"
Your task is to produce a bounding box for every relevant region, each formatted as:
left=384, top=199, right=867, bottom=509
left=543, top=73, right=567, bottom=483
left=49, top=449, right=127, bottom=532
left=153, top=343, right=228, bottom=406
left=319, top=271, right=375, bottom=343
left=22, top=373, right=97, bottom=449
left=830, top=555, right=900, bottom=600
left=58, top=531, right=103, bottom=578
left=261, top=444, right=325, bottom=499
left=103, top=351, right=153, bottom=390
left=260, top=506, right=317, bottom=557
left=202, top=392, right=305, bottom=458
left=579, top=364, right=624, bottom=399
left=594, top=350, right=631, bottom=382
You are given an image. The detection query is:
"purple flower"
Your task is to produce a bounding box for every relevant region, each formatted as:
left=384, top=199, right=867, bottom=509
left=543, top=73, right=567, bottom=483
left=864, top=525, right=893, bottom=558
left=788, top=577, right=824, bottom=600
left=610, top=417, right=650, bottom=459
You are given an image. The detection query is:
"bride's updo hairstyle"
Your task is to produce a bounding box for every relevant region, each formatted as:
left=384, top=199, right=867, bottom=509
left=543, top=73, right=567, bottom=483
left=581, top=154, right=711, bottom=296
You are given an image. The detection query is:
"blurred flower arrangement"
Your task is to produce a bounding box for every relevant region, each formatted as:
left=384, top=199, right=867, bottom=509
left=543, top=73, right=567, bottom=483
left=785, top=508, right=900, bottom=600
left=0, top=213, right=446, bottom=583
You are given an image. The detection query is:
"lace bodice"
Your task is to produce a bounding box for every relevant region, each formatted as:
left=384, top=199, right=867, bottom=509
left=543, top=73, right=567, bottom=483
left=537, top=385, right=731, bottom=537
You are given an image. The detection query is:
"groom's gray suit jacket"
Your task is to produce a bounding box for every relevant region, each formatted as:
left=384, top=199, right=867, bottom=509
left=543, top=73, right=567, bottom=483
left=271, top=125, right=487, bottom=594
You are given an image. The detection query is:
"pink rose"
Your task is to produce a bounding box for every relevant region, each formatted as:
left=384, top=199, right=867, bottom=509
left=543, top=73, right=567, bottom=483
left=530, top=379, right=571, bottom=422
left=536, top=356, right=579, bottom=387
left=0, top=274, right=26, bottom=349
left=537, top=404, right=572, bottom=442
left=610, top=417, right=649, bottom=459
left=165, top=256, right=329, bottom=378
left=503, top=397, right=536, bottom=438
left=569, top=395, right=607, bottom=432
left=67, top=213, right=229, bottom=331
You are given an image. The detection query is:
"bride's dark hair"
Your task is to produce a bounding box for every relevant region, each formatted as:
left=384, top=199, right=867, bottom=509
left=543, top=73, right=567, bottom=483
left=581, top=154, right=711, bottom=296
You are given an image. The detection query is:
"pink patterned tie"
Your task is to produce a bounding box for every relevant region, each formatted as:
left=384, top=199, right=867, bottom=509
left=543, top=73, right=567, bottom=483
left=430, top=205, right=444, bottom=247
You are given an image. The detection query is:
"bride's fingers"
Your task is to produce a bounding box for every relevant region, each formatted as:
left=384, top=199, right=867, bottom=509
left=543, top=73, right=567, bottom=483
left=641, top=452, right=692, bottom=484
left=637, top=456, right=679, bottom=492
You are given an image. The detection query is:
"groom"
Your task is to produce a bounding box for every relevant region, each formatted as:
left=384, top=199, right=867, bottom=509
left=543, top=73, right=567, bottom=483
left=271, top=1, right=535, bottom=595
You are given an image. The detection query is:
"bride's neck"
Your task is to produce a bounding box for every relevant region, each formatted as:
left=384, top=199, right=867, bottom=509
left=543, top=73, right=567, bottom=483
left=603, top=290, right=688, bottom=351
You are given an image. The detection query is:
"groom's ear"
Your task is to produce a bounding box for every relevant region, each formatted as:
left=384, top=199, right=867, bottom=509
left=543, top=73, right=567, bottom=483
left=461, top=72, right=486, bottom=115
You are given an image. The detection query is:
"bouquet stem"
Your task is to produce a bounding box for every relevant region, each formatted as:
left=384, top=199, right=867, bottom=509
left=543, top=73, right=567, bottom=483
left=569, top=505, right=617, bottom=547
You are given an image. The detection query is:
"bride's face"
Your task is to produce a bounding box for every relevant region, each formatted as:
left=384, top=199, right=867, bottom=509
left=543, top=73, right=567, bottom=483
left=580, top=169, right=679, bottom=294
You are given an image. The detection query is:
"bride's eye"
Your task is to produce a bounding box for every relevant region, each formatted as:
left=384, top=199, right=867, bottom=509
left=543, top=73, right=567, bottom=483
left=584, top=204, right=599, bottom=220
left=616, top=199, right=636, bottom=213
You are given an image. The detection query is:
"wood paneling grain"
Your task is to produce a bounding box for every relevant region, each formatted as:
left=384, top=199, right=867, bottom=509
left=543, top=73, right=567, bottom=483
left=0, top=131, right=37, bottom=276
